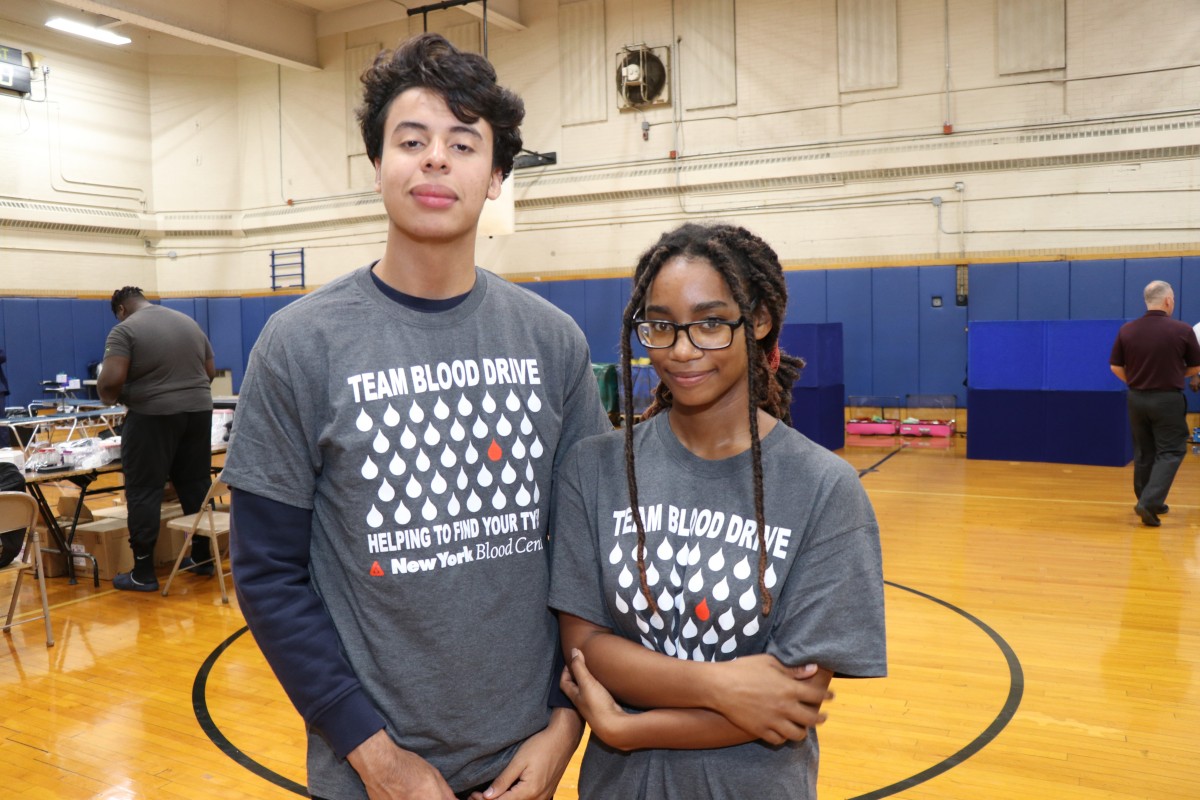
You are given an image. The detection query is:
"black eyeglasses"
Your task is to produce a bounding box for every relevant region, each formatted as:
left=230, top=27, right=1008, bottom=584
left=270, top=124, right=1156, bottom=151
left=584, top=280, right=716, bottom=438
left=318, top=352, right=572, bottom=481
left=634, top=318, right=746, bottom=350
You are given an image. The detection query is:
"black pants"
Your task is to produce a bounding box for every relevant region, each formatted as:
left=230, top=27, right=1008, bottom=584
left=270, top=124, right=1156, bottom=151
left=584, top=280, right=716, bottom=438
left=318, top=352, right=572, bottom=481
left=312, top=786, right=491, bottom=800
left=1127, top=389, right=1187, bottom=511
left=121, top=410, right=212, bottom=576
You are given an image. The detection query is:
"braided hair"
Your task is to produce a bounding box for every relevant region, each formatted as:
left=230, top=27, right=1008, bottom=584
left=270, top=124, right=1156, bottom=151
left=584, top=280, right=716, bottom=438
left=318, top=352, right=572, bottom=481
left=619, top=222, right=805, bottom=617
left=110, top=286, right=145, bottom=317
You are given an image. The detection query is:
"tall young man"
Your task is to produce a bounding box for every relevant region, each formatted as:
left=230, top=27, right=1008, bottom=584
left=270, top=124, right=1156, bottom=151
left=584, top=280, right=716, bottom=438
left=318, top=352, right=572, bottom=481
left=222, top=34, right=610, bottom=800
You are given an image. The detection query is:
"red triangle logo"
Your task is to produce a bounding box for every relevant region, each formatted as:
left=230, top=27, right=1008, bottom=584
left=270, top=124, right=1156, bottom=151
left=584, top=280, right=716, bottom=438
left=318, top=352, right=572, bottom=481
left=369, top=561, right=384, bottom=577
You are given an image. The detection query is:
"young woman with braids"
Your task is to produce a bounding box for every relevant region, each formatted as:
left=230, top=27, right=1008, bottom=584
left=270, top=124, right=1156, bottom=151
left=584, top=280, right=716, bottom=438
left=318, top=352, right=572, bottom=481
left=548, top=222, right=886, bottom=799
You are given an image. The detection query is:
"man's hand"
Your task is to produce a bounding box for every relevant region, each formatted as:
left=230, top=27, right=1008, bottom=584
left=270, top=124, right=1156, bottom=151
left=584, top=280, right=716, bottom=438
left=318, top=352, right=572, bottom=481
left=1189, top=374, right=1200, bottom=393
left=346, top=729, right=456, bottom=800
left=467, top=707, right=583, bottom=800
left=706, top=654, right=833, bottom=745
left=559, top=648, right=627, bottom=746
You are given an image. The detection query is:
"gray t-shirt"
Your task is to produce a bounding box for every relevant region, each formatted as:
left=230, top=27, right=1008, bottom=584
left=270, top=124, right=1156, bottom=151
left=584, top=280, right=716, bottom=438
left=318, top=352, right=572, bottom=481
left=549, top=413, right=887, bottom=800
left=103, top=304, right=214, bottom=414
left=221, top=266, right=610, bottom=798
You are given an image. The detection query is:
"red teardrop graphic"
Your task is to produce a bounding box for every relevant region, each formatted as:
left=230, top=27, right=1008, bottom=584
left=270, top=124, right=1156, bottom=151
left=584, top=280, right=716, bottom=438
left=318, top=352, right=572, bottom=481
left=696, top=598, right=711, bottom=621
left=488, top=438, right=503, bottom=461
left=370, top=561, right=384, bottom=577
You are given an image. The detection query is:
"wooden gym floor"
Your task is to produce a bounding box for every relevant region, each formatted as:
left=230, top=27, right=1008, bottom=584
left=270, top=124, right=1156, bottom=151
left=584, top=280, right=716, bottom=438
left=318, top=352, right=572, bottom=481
left=2, top=438, right=1198, bottom=799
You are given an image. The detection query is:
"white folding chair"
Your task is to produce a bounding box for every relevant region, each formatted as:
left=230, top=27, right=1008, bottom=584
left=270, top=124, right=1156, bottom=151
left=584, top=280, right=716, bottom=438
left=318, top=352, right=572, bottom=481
left=161, top=477, right=231, bottom=603
left=1, top=491, right=54, bottom=646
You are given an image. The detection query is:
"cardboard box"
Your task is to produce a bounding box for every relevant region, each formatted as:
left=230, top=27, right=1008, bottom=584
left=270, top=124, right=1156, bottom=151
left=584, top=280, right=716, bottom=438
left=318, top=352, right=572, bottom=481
left=70, top=518, right=134, bottom=581
left=88, top=502, right=184, bottom=565
left=57, top=492, right=95, bottom=523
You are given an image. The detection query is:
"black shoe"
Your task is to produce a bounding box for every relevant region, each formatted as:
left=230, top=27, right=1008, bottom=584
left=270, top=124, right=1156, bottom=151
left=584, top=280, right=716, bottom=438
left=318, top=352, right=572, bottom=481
left=181, top=557, right=215, bottom=577
left=1155, top=505, right=1169, bottom=515
left=1134, top=505, right=1161, bottom=527
left=113, top=572, right=160, bottom=592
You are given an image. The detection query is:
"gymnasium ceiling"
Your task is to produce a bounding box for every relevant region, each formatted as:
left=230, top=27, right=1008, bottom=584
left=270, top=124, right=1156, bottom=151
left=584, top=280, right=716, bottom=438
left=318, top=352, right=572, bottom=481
left=1, top=0, right=524, bottom=70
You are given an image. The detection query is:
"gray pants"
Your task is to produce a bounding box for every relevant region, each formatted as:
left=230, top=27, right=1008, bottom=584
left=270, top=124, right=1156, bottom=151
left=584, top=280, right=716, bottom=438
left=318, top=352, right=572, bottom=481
left=1127, top=389, right=1187, bottom=511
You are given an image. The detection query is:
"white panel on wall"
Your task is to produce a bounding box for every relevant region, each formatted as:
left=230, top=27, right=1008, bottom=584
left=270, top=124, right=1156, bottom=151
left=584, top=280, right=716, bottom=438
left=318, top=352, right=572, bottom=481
left=680, top=0, right=736, bottom=110
left=346, top=43, right=381, bottom=157
left=559, top=0, right=607, bottom=125
left=997, top=0, right=1064, bottom=74
left=445, top=22, right=482, bottom=55
left=837, top=0, right=898, bottom=92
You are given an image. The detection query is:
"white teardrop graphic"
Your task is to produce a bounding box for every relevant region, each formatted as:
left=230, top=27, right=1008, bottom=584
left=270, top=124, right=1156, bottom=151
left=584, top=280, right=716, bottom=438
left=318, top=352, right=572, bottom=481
left=637, top=616, right=652, bottom=635
left=721, top=637, right=738, bottom=654
left=355, top=409, right=373, bottom=432
left=669, top=566, right=682, bottom=587
left=676, top=544, right=690, bottom=566
left=533, top=483, right=540, bottom=503
left=450, top=419, right=466, bottom=441
left=423, top=424, right=441, bottom=446
left=366, top=505, right=383, bottom=528
left=688, top=544, right=701, bottom=566
left=743, top=615, right=760, bottom=636
left=394, top=502, right=411, bottom=525
left=455, top=468, right=468, bottom=490
left=525, top=461, right=535, bottom=482
left=501, top=462, right=517, bottom=484
left=372, top=430, right=389, bottom=453
left=650, top=612, right=665, bottom=631
left=405, top=475, right=422, bottom=498
left=657, top=588, right=672, bottom=612
left=400, top=426, right=417, bottom=449
left=708, top=550, right=725, bottom=572
left=477, top=465, right=493, bottom=487
left=646, top=562, right=660, bottom=586
left=632, top=590, right=648, bottom=611
left=515, top=485, right=531, bottom=507
left=609, top=542, right=623, bottom=565
left=421, top=497, right=438, bottom=521
left=692, top=645, right=704, bottom=662
left=530, top=437, right=544, bottom=458
left=472, top=417, right=488, bottom=438
left=618, top=564, right=634, bottom=588
left=675, top=593, right=685, bottom=613
left=739, top=587, right=757, bottom=611
left=688, top=570, right=705, bottom=593
left=496, top=415, right=512, bottom=437
left=465, top=443, right=479, bottom=464
left=640, top=636, right=655, bottom=650
left=389, top=453, right=406, bottom=476
left=505, top=390, right=521, bottom=412
left=765, top=564, right=778, bottom=589
left=682, top=618, right=698, bottom=638
left=713, top=577, right=730, bottom=601
left=656, top=538, right=673, bottom=561
left=416, top=450, right=431, bottom=471
left=440, top=446, right=457, bottom=468
left=718, top=608, right=735, bottom=631
left=457, top=394, right=472, bottom=417
left=408, top=401, right=424, bottom=423
left=482, top=392, right=497, bottom=413
left=733, top=556, right=751, bottom=581
left=511, top=438, right=526, bottom=459
left=433, top=397, right=450, bottom=420
left=702, top=627, right=719, bottom=645
left=520, top=414, right=533, bottom=435
left=383, top=405, right=401, bottom=427
left=527, top=392, right=542, bottom=412
left=361, top=457, right=379, bottom=480
left=467, top=491, right=482, bottom=513
left=447, top=494, right=460, bottom=516
left=378, top=480, right=395, bottom=502
left=491, top=487, right=507, bottom=510
left=614, top=592, right=629, bottom=613
left=430, top=471, right=447, bottom=494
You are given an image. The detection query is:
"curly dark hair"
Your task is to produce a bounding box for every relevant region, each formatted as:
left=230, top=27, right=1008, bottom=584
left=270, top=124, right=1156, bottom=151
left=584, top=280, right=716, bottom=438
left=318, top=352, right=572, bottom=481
left=619, top=222, right=806, bottom=618
left=356, top=33, right=524, bottom=179
left=110, top=286, right=145, bottom=316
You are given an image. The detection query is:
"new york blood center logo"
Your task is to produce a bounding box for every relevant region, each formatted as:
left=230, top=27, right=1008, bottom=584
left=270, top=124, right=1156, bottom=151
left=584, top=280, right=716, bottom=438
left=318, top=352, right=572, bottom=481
left=347, top=357, right=547, bottom=577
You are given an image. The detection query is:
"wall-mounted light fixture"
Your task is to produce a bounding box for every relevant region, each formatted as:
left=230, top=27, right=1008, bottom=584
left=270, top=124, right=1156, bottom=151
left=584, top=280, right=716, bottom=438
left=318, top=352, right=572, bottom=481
left=45, top=18, right=131, bottom=46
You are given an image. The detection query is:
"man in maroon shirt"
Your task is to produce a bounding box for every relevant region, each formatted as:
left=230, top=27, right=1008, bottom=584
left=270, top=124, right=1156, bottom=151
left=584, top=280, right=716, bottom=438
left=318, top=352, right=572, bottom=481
left=1110, top=280, right=1200, bottom=526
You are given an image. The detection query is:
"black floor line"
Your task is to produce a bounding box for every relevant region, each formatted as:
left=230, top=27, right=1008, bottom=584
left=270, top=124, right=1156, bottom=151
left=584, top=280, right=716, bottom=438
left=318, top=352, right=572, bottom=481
left=195, top=588, right=1022, bottom=800
left=858, top=443, right=907, bottom=477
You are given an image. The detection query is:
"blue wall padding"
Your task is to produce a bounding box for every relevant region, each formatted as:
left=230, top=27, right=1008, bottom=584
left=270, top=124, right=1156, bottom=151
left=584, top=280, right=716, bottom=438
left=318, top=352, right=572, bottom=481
left=827, top=269, right=872, bottom=402
left=1124, top=257, right=1181, bottom=318
left=967, top=263, right=1018, bottom=321
left=779, top=323, right=843, bottom=388
left=1042, top=391, right=1131, bottom=467
left=1018, top=262, right=1070, bottom=320
left=966, top=390, right=1047, bottom=461
left=582, top=277, right=625, bottom=364
left=194, top=298, right=210, bottom=334
left=1044, top=320, right=1125, bottom=391
left=918, top=266, right=968, bottom=405
left=71, top=300, right=111, bottom=379
left=38, top=300, right=76, bottom=383
left=786, top=270, right=827, bottom=324
left=871, top=268, right=919, bottom=399
left=1070, top=260, right=1124, bottom=319
left=790, top=384, right=845, bottom=452
left=207, top=298, right=244, bottom=392
left=240, top=297, right=268, bottom=374
left=161, top=298, right=195, bottom=319
left=1179, top=256, right=1200, bottom=327
left=3, top=299, right=42, bottom=408
left=968, top=321, right=1045, bottom=390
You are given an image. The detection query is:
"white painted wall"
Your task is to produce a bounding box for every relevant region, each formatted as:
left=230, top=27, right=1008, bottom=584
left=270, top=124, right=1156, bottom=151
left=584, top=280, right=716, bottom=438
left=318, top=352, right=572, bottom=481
left=0, top=0, right=1196, bottom=295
